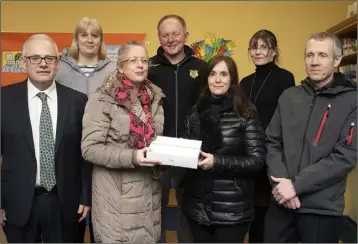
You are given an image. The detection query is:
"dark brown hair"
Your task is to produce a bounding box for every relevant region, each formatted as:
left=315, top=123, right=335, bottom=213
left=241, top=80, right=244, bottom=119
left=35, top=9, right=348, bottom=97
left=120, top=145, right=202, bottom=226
left=157, top=14, right=187, bottom=32
left=199, top=55, right=256, bottom=118
left=249, top=29, right=279, bottom=63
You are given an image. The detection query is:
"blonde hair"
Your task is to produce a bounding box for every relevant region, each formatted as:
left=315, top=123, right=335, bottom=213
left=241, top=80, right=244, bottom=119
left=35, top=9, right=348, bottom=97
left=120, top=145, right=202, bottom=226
left=116, top=41, right=148, bottom=69
left=68, top=17, right=107, bottom=60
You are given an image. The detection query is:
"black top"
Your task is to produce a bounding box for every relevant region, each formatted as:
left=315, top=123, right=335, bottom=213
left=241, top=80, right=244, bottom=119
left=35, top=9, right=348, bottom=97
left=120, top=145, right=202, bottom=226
left=240, top=62, right=295, bottom=130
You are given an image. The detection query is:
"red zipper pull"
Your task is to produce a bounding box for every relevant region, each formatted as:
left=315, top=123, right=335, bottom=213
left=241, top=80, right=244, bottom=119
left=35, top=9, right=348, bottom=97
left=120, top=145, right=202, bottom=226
left=313, top=104, right=331, bottom=146
left=326, top=104, right=331, bottom=116
left=346, top=122, right=355, bottom=146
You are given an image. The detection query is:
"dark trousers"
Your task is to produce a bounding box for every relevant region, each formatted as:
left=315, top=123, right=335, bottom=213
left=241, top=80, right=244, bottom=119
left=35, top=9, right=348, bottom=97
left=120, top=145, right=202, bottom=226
left=175, top=188, right=193, bottom=243
left=77, top=213, right=94, bottom=243
left=160, top=168, right=193, bottom=243
left=248, top=206, right=268, bottom=243
left=188, top=218, right=249, bottom=243
left=264, top=201, right=342, bottom=243
left=4, top=188, right=78, bottom=243
left=89, top=213, right=94, bottom=242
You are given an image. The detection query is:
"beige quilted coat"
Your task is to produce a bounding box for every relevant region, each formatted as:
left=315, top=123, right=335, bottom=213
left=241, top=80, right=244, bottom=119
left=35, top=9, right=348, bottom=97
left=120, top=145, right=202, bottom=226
left=81, top=74, right=165, bottom=243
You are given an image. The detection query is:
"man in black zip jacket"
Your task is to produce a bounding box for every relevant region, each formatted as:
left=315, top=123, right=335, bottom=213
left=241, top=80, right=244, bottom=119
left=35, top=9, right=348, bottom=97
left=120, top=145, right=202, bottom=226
left=148, top=14, right=207, bottom=243
left=264, top=32, right=357, bottom=243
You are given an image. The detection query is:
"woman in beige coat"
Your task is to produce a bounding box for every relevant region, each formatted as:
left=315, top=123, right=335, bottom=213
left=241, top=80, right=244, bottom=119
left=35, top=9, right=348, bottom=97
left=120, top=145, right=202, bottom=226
left=81, top=41, right=165, bottom=243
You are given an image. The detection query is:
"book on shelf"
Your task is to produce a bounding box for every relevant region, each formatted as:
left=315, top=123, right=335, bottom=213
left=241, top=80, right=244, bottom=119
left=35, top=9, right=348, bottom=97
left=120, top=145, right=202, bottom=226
left=341, top=39, right=357, bottom=56
left=339, top=64, right=357, bottom=82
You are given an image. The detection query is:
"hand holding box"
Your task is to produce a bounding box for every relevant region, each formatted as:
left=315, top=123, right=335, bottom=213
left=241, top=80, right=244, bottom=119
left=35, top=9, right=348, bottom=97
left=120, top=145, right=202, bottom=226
left=146, top=136, right=202, bottom=169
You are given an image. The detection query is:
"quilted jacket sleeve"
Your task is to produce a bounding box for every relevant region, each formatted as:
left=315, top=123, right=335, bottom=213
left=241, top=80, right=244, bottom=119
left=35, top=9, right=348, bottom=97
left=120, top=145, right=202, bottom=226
left=213, top=116, right=266, bottom=176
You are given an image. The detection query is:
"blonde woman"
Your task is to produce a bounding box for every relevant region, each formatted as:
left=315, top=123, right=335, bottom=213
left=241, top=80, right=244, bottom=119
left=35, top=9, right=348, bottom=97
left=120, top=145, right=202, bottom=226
left=81, top=41, right=165, bottom=243
left=56, top=16, right=116, bottom=242
left=57, top=17, right=116, bottom=96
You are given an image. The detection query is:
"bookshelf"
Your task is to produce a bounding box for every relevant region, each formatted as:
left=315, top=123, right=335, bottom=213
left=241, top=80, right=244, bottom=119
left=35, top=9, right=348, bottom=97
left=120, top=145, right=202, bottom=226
left=340, top=51, right=357, bottom=67
left=327, top=14, right=357, bottom=38
left=327, top=13, right=357, bottom=223
left=327, top=14, right=357, bottom=81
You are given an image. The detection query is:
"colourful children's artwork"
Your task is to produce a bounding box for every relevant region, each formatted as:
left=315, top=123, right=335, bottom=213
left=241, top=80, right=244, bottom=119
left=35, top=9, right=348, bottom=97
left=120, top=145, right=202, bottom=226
left=2, top=52, right=23, bottom=73
left=190, top=32, right=235, bottom=62
left=107, top=45, right=122, bottom=62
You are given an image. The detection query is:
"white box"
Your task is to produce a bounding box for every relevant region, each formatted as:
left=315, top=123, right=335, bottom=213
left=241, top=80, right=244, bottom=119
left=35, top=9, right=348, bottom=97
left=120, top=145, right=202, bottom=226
left=146, top=136, right=202, bottom=169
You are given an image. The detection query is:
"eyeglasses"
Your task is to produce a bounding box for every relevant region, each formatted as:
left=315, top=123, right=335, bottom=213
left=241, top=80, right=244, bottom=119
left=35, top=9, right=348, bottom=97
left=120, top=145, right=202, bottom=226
left=24, top=55, right=58, bottom=64
left=121, top=57, right=150, bottom=65
left=249, top=46, right=269, bottom=52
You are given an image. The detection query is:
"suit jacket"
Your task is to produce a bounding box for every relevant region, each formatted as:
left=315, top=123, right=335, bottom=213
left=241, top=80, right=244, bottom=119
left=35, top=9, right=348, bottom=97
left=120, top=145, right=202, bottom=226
left=1, top=80, right=92, bottom=227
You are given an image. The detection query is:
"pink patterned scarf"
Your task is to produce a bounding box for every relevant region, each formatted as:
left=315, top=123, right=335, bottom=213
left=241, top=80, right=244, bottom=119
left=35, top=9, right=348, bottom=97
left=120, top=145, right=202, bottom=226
left=114, top=73, right=156, bottom=149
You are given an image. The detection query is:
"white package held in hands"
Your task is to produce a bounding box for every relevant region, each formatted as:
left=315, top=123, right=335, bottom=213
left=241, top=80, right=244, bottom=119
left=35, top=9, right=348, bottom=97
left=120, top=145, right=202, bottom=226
left=146, top=136, right=202, bottom=169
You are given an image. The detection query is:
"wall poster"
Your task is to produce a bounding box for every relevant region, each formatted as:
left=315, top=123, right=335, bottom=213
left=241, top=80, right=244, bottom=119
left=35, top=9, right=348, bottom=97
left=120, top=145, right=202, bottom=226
left=1, top=32, right=146, bottom=86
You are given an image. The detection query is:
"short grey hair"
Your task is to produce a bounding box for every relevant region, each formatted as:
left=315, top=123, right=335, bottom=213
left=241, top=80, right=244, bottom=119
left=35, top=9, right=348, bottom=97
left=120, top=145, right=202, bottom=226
left=22, top=34, right=59, bottom=56
left=307, top=32, right=343, bottom=57
left=116, top=41, right=147, bottom=68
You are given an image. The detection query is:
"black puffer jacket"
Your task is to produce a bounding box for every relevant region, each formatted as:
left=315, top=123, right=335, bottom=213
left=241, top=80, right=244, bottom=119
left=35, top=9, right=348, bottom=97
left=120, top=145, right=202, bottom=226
left=182, top=96, right=266, bottom=226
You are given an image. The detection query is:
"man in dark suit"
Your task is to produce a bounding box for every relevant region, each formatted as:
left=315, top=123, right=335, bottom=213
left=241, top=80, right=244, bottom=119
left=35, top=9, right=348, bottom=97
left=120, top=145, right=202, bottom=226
left=0, top=34, right=92, bottom=242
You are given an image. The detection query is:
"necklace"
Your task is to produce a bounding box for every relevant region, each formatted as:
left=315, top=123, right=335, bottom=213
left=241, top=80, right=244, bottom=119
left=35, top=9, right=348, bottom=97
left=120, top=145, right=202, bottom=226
left=248, top=70, right=272, bottom=105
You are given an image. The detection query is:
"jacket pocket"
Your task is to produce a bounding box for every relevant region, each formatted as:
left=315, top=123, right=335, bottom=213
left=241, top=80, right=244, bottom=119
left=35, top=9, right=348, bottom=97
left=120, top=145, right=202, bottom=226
left=313, top=104, right=331, bottom=146
left=346, top=122, right=355, bottom=146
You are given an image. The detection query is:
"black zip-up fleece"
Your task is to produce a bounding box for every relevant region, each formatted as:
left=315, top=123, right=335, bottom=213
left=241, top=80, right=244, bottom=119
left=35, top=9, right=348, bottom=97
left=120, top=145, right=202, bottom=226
left=148, top=46, right=208, bottom=138
left=266, top=72, right=357, bottom=216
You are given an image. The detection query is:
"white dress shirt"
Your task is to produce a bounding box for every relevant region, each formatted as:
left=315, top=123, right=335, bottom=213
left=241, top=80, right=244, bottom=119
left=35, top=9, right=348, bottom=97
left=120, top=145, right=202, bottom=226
left=27, top=79, right=58, bottom=186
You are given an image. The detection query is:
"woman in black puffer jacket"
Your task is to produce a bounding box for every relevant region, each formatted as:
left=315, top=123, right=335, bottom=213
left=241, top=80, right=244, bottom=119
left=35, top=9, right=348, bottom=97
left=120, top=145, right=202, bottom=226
left=181, top=55, right=266, bottom=243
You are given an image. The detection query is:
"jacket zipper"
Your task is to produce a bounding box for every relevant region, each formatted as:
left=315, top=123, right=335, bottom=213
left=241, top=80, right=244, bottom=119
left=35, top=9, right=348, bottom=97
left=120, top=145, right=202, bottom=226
left=174, top=68, right=179, bottom=137
left=86, top=76, right=89, bottom=96
left=313, top=104, right=331, bottom=146
left=174, top=56, right=191, bottom=138
left=297, top=92, right=318, bottom=172
left=346, top=122, right=355, bottom=146
left=144, top=121, right=154, bottom=239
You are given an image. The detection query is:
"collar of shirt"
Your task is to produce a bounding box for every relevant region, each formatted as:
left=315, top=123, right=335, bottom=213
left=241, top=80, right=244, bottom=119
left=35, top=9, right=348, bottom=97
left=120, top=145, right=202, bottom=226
left=27, top=78, right=57, bottom=101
